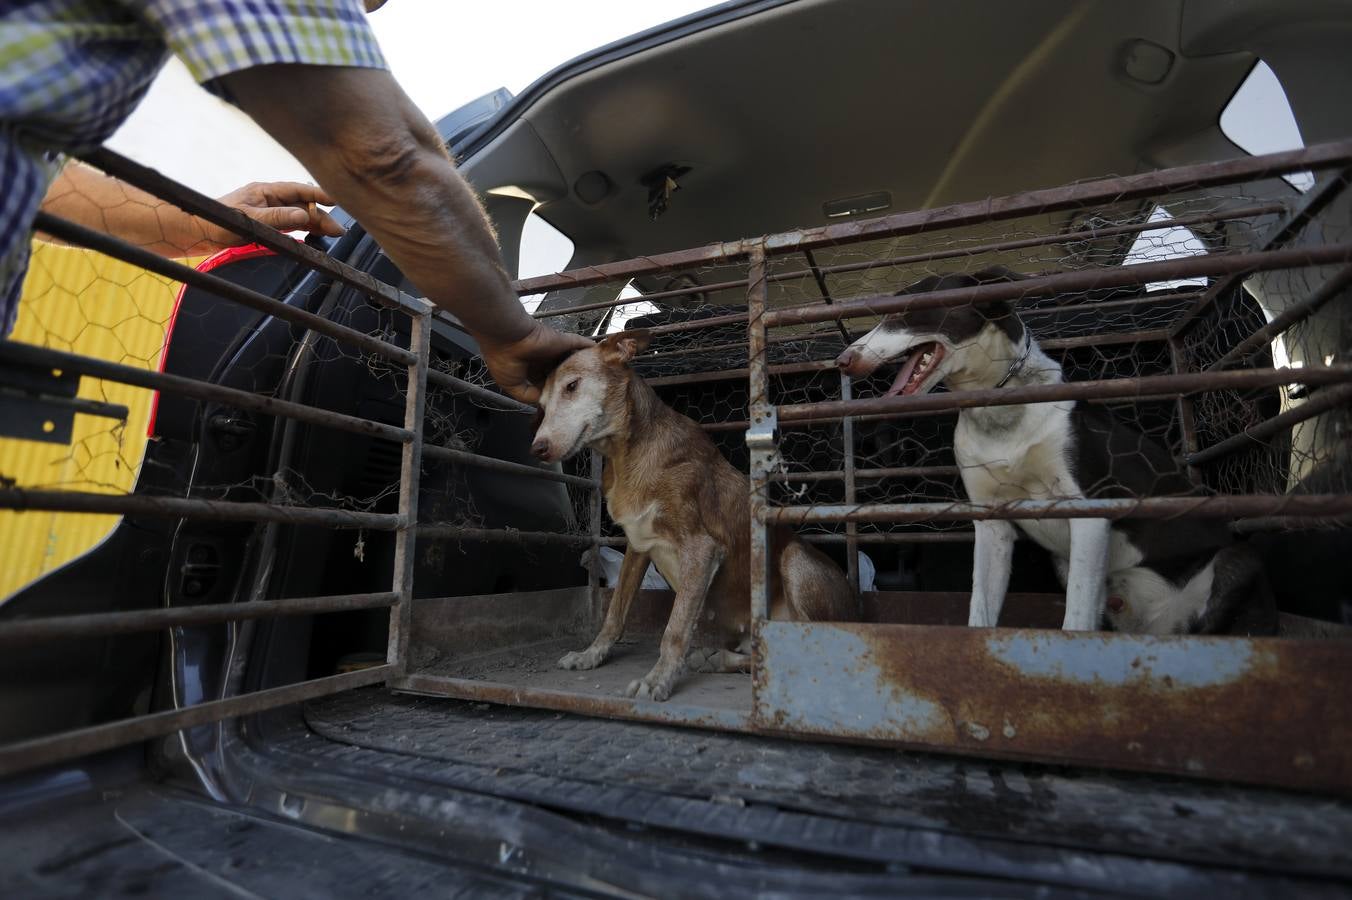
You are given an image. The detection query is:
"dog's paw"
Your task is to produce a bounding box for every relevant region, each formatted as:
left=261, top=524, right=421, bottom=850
left=558, top=647, right=605, bottom=670
left=625, top=673, right=673, bottom=702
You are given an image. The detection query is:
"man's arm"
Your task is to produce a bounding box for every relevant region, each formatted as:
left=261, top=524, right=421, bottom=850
left=39, top=163, right=344, bottom=257
left=219, top=65, right=589, bottom=403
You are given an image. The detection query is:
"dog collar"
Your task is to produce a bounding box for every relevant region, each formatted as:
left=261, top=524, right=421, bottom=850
left=994, top=328, right=1033, bottom=389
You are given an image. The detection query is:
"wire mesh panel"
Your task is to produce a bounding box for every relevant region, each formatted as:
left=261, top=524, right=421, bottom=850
left=403, top=141, right=1352, bottom=794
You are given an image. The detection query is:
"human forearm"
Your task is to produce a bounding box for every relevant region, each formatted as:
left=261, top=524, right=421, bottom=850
left=39, top=163, right=214, bottom=257
left=221, top=66, right=535, bottom=346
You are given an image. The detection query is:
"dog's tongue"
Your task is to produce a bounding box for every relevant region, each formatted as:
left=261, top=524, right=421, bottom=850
left=884, top=351, right=923, bottom=398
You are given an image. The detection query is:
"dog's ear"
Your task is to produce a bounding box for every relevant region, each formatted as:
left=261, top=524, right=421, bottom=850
left=598, top=329, right=651, bottom=364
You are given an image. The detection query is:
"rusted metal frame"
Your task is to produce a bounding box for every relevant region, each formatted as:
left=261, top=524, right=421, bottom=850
left=772, top=465, right=960, bottom=484
left=1169, top=166, right=1352, bottom=340
left=778, top=362, right=1352, bottom=423
left=1186, top=382, right=1352, bottom=467
left=840, top=372, right=859, bottom=593
left=804, top=248, right=852, bottom=343
left=763, top=240, right=1352, bottom=330
left=801, top=532, right=975, bottom=544
left=745, top=242, right=774, bottom=623
left=421, top=442, right=598, bottom=488
left=425, top=367, right=534, bottom=413
left=588, top=450, right=605, bottom=626
left=752, top=622, right=1351, bottom=794
left=0, top=592, right=398, bottom=647
left=80, top=147, right=421, bottom=316
left=0, top=340, right=412, bottom=444
left=0, top=665, right=390, bottom=778
left=416, top=525, right=600, bottom=547
left=644, top=330, right=1169, bottom=391
left=387, top=310, right=430, bottom=678
left=0, top=487, right=402, bottom=529
left=515, top=142, right=1352, bottom=297
left=768, top=494, right=1352, bottom=526
left=642, top=326, right=847, bottom=363
left=1210, top=263, right=1352, bottom=371
left=32, top=212, right=416, bottom=366
left=529, top=204, right=1275, bottom=322
left=1234, top=514, right=1352, bottom=533
left=0, top=387, right=129, bottom=422
left=1167, top=337, right=1203, bottom=486
left=1022, top=290, right=1204, bottom=320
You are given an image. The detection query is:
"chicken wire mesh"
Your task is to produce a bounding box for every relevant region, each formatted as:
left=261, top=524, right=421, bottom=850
left=434, top=167, right=1352, bottom=588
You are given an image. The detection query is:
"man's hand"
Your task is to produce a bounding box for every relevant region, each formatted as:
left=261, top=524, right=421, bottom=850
left=205, top=181, right=346, bottom=250
left=478, top=322, right=592, bottom=404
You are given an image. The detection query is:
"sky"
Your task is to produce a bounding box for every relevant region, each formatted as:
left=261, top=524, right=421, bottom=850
left=107, top=1, right=714, bottom=197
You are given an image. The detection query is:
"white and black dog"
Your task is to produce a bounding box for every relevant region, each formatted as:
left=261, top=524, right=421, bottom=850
left=836, top=267, right=1274, bottom=635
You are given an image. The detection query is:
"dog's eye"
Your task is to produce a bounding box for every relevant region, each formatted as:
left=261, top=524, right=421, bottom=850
left=565, top=379, right=580, bottom=394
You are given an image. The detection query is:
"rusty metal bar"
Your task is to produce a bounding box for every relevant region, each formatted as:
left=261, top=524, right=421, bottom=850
left=804, top=248, right=853, bottom=344
left=422, top=442, right=599, bottom=488
left=32, top=212, right=416, bottom=365
left=778, top=363, right=1352, bottom=423
left=1187, top=382, right=1352, bottom=467
left=533, top=207, right=1281, bottom=322
left=765, top=241, right=1352, bottom=330
left=416, top=525, right=600, bottom=547
left=772, top=465, right=960, bottom=484
left=80, top=148, right=424, bottom=315
left=0, top=665, right=389, bottom=778
left=840, top=372, right=859, bottom=593
left=0, top=487, right=402, bottom=529
left=515, top=143, right=1351, bottom=296
left=0, top=387, right=129, bottom=423
left=1210, top=264, right=1352, bottom=371
left=426, top=367, right=534, bottom=413
left=387, top=311, right=429, bottom=677
left=0, top=592, right=397, bottom=647
left=746, top=242, right=773, bottom=623
left=767, top=494, right=1352, bottom=525
left=1022, top=289, right=1204, bottom=320
left=0, top=340, right=412, bottom=444
left=1168, top=337, right=1203, bottom=487
left=588, top=450, right=605, bottom=626
left=1169, top=167, right=1351, bottom=339
left=800, top=531, right=975, bottom=544
left=645, top=330, right=1168, bottom=392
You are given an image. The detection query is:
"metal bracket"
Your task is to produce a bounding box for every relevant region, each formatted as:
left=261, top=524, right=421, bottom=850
left=745, top=408, right=778, bottom=451
left=0, top=360, right=128, bottom=444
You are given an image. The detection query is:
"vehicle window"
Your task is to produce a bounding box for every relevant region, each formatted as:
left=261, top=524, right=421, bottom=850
left=604, top=282, right=656, bottom=334
left=1122, top=205, right=1208, bottom=292
left=518, top=211, right=575, bottom=313
left=1220, top=61, right=1314, bottom=192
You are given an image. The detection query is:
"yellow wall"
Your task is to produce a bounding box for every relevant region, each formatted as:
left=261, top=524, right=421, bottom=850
left=0, top=242, right=200, bottom=600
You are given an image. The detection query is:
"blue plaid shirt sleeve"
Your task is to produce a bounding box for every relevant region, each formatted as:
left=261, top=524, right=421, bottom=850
left=136, top=0, right=387, bottom=95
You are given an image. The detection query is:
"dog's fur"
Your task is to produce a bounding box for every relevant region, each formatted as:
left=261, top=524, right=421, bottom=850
left=532, top=332, right=856, bottom=701
left=837, top=267, right=1274, bottom=635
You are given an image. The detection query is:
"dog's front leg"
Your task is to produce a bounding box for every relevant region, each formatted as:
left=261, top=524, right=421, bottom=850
left=1063, top=518, right=1112, bottom=630
left=627, top=538, right=722, bottom=702
left=559, top=548, right=651, bottom=671
left=970, top=519, right=1016, bottom=627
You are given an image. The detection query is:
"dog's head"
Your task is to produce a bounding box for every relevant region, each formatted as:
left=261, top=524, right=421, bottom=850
left=835, top=269, right=1025, bottom=396
left=530, top=331, right=650, bottom=463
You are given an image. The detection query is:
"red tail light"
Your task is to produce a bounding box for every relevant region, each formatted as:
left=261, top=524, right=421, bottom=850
left=146, top=244, right=276, bottom=438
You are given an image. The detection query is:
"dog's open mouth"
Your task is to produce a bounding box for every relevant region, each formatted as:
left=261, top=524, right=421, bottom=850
left=883, top=342, right=945, bottom=398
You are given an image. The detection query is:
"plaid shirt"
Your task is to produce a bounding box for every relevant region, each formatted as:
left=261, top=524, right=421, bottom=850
left=0, top=0, right=386, bottom=335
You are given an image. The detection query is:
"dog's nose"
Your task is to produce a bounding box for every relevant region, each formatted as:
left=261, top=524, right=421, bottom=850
left=836, top=348, right=859, bottom=372
left=530, top=437, right=551, bottom=460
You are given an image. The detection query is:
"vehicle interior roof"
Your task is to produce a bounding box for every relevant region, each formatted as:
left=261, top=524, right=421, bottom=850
left=457, top=0, right=1352, bottom=303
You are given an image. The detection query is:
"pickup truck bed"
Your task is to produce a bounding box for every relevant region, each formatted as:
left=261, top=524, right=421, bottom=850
left=6, top=690, right=1350, bottom=897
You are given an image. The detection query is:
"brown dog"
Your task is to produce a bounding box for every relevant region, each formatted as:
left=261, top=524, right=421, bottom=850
left=530, top=331, right=856, bottom=701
